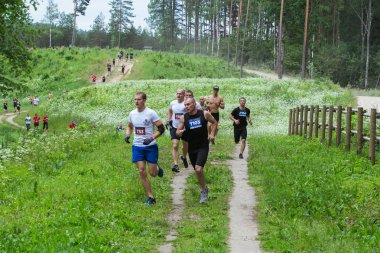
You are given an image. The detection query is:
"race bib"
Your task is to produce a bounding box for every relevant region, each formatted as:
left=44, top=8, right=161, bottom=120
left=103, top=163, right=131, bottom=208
left=189, top=118, right=202, bottom=129
left=175, top=113, right=183, bottom=119
left=135, top=127, right=146, bottom=135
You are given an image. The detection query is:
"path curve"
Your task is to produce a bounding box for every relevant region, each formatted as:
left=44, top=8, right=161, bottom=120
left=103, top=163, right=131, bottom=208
left=228, top=144, right=264, bottom=253
left=0, top=112, right=24, bottom=128
left=356, top=96, right=380, bottom=111
left=244, top=68, right=294, bottom=81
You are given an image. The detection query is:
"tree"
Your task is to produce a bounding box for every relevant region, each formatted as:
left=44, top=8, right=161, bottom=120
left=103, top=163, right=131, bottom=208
left=72, top=0, right=91, bottom=46
left=0, top=0, right=37, bottom=93
left=301, top=0, right=310, bottom=79
left=109, top=0, right=134, bottom=48
left=44, top=0, right=59, bottom=48
left=89, top=13, right=108, bottom=47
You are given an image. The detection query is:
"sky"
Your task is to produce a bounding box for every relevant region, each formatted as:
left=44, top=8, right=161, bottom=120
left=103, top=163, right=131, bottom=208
left=29, top=0, right=150, bottom=31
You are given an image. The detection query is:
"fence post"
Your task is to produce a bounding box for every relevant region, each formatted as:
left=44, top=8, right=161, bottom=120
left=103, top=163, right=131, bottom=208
left=314, top=105, right=319, bottom=138
left=336, top=106, right=342, bottom=146
left=288, top=109, right=293, bottom=135
left=299, top=105, right=304, bottom=136
left=321, top=106, right=327, bottom=142
left=295, top=107, right=299, bottom=135
left=345, top=107, right=352, bottom=151
left=309, top=106, right=314, bottom=138
left=292, top=108, right=296, bottom=134
left=303, top=105, right=308, bottom=138
left=357, top=107, right=364, bottom=154
left=370, top=108, right=376, bottom=165
left=328, top=106, right=334, bottom=146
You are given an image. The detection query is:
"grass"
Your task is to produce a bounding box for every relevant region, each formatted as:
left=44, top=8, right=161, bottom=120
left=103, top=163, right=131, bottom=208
left=249, top=135, right=380, bottom=252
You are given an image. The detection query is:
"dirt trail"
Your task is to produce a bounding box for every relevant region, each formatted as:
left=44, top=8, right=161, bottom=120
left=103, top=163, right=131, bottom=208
left=0, top=112, right=24, bottom=128
left=158, top=168, right=192, bottom=253
left=356, top=96, right=380, bottom=111
left=93, top=58, right=135, bottom=85
left=228, top=144, right=264, bottom=253
left=244, top=68, right=295, bottom=81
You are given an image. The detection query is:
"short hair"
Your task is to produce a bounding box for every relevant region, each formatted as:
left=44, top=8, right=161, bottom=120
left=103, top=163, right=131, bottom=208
left=177, top=89, right=185, bottom=94
left=135, top=91, right=147, bottom=100
left=239, top=97, right=246, bottom=101
left=186, top=90, right=194, bottom=96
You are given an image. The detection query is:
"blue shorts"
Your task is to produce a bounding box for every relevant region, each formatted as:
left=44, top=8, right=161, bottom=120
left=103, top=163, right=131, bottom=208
left=132, top=144, right=159, bottom=164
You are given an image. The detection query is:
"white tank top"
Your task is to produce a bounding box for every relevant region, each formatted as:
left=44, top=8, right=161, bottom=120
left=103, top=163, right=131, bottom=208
left=128, top=107, right=160, bottom=147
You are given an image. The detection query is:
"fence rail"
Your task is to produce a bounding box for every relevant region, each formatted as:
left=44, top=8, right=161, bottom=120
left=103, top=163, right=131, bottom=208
left=288, top=105, right=378, bottom=165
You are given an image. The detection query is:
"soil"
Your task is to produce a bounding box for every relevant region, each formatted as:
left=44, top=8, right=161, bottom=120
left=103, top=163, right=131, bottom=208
left=356, top=96, right=380, bottom=111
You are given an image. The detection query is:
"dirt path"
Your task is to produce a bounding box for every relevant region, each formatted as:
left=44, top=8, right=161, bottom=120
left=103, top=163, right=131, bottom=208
left=158, top=168, right=192, bottom=253
left=228, top=144, right=263, bottom=252
left=244, top=68, right=295, bottom=81
left=356, top=96, right=380, bottom=111
left=93, top=58, right=135, bottom=85
left=0, top=112, right=24, bottom=128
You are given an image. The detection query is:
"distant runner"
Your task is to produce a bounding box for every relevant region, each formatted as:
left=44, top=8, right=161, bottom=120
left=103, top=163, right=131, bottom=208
left=206, top=85, right=225, bottom=144
left=121, top=64, right=125, bottom=74
left=43, top=114, right=49, bottom=131
left=33, top=113, right=40, bottom=129
left=91, top=74, right=97, bottom=83
left=107, top=63, right=112, bottom=76
left=3, top=100, right=7, bottom=113
left=25, top=114, right=31, bottom=131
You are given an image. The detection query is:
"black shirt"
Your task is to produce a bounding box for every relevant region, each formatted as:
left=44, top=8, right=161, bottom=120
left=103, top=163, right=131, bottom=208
left=231, top=107, right=250, bottom=128
left=184, top=110, right=208, bottom=150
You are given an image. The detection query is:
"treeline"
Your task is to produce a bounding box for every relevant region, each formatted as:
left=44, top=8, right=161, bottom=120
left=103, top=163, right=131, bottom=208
left=147, top=0, right=380, bottom=88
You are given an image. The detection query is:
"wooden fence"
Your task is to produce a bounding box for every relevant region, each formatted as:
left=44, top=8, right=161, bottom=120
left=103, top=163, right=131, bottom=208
left=288, top=105, right=379, bottom=165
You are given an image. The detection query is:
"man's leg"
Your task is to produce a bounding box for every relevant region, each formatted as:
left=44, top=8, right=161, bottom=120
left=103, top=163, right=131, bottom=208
left=172, top=139, right=179, bottom=165
left=240, top=139, right=246, bottom=155
left=194, top=165, right=206, bottom=191
left=136, top=161, right=154, bottom=198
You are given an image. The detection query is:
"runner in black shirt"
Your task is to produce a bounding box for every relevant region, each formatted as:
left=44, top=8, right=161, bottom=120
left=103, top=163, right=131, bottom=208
left=229, top=97, right=253, bottom=159
left=177, top=97, right=217, bottom=203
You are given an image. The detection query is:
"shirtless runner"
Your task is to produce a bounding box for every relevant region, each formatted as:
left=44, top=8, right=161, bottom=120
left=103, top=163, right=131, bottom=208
left=206, top=85, right=225, bottom=144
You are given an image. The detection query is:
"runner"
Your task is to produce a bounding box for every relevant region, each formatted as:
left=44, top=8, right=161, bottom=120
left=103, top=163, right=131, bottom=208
left=16, top=101, right=21, bottom=114
left=25, top=114, right=31, bottom=131
left=33, top=96, right=40, bottom=107
left=176, top=97, right=217, bottom=203
left=167, top=89, right=189, bottom=173
left=13, top=98, right=17, bottom=113
left=112, top=58, right=116, bottom=66
left=130, top=52, right=134, bottom=60
left=33, top=113, right=40, bottom=129
left=121, top=64, right=125, bottom=74
left=206, top=85, right=225, bottom=144
left=91, top=74, right=97, bottom=83
left=199, top=96, right=208, bottom=111
left=229, top=97, right=253, bottom=159
left=43, top=114, right=49, bottom=131
left=69, top=120, right=76, bottom=129
left=102, top=76, right=106, bottom=82
left=3, top=100, right=7, bottom=113
left=125, top=91, right=165, bottom=205
left=107, top=63, right=112, bottom=76
left=185, top=90, right=202, bottom=110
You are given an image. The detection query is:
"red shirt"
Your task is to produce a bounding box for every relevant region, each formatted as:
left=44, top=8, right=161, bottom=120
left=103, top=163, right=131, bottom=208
left=33, top=116, right=40, bottom=124
left=69, top=122, right=76, bottom=129
left=43, top=116, right=48, bottom=123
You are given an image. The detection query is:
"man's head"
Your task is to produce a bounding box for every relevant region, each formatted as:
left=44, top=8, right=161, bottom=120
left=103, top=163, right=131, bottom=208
left=199, top=96, right=205, bottom=105
left=185, top=90, right=194, bottom=99
left=239, top=97, right=246, bottom=107
left=134, top=92, right=147, bottom=109
left=213, top=85, right=219, bottom=95
left=184, top=97, right=196, bottom=113
left=176, top=89, right=185, bottom=101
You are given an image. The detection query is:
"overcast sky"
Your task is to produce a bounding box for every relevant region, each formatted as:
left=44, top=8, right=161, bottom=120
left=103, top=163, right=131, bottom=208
left=29, top=0, right=150, bottom=30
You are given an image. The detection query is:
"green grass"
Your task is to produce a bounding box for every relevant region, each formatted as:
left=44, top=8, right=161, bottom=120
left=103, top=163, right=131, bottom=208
left=249, top=135, right=380, bottom=252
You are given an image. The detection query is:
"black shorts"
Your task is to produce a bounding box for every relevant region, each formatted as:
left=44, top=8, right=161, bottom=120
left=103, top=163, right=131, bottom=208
left=43, top=122, right=48, bottom=130
left=234, top=127, right=247, bottom=143
left=189, top=146, right=209, bottom=168
left=170, top=127, right=181, bottom=140
left=211, top=112, right=220, bottom=122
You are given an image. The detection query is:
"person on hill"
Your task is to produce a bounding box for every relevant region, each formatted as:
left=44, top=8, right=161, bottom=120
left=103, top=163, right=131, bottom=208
left=118, top=54, right=122, bottom=61
left=102, top=76, right=106, bottom=83
left=69, top=120, right=76, bottom=129
left=125, top=91, right=165, bottom=205
left=167, top=89, right=189, bottom=173
left=33, top=96, right=39, bottom=107
left=176, top=97, right=217, bottom=203
left=107, top=63, right=112, bottom=76
left=112, top=58, right=116, bottom=66
left=121, top=64, right=125, bottom=75
left=13, top=98, right=18, bottom=112
left=3, top=100, right=8, bottom=113
left=199, top=96, right=208, bottom=111
left=25, top=114, right=31, bottom=131
left=130, top=52, right=134, bottom=60
left=16, top=101, right=21, bottom=114
left=33, top=113, right=40, bottom=129
left=126, top=52, right=129, bottom=61
left=91, top=74, right=97, bottom=83
left=29, top=96, right=34, bottom=105
left=43, top=114, right=49, bottom=131
left=116, top=122, right=124, bottom=132
left=185, top=90, right=202, bottom=110
left=229, top=97, right=253, bottom=159
left=48, top=92, right=53, bottom=99
left=206, top=85, right=225, bottom=144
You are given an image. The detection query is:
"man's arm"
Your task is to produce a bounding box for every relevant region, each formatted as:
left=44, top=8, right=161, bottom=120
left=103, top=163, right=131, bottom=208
left=176, top=115, right=185, bottom=137
left=247, top=115, right=253, bottom=126
left=153, top=120, right=165, bottom=139
left=219, top=97, right=225, bottom=109
left=167, top=108, right=173, bottom=123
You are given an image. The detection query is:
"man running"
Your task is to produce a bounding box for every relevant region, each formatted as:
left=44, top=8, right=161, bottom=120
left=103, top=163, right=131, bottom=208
left=126, top=91, right=165, bottom=205
left=13, top=98, right=18, bottom=113
left=206, top=85, right=225, bottom=144
left=25, top=114, right=31, bottom=131
left=176, top=97, right=217, bottom=203
left=199, top=96, right=208, bottom=111
left=107, top=63, right=112, bottom=76
left=185, top=90, right=202, bottom=110
left=167, top=89, right=189, bottom=173
left=33, top=113, right=40, bottom=129
left=43, top=114, right=49, bottom=131
left=121, top=64, right=125, bottom=74
left=3, top=100, right=7, bottom=113
left=229, top=97, right=253, bottom=159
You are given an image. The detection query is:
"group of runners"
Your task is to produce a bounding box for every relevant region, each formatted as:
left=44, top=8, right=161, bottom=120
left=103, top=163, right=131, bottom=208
left=3, top=98, right=21, bottom=114
left=25, top=113, right=48, bottom=131
left=91, top=51, right=134, bottom=84
left=125, top=85, right=253, bottom=205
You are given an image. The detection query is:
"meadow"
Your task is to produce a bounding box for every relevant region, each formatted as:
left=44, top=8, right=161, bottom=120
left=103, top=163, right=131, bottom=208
left=0, top=49, right=378, bottom=252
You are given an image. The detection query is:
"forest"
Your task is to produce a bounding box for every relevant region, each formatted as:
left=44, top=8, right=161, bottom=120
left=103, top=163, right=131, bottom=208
left=1, top=1, right=380, bottom=91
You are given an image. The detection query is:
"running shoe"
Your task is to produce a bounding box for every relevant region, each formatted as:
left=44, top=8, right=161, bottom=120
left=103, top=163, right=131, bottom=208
left=199, top=187, right=209, bottom=203
left=180, top=155, right=189, bottom=168
left=157, top=164, right=164, bottom=177
left=239, top=153, right=243, bottom=159
left=172, top=164, right=180, bottom=173
left=144, top=197, right=156, bottom=205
